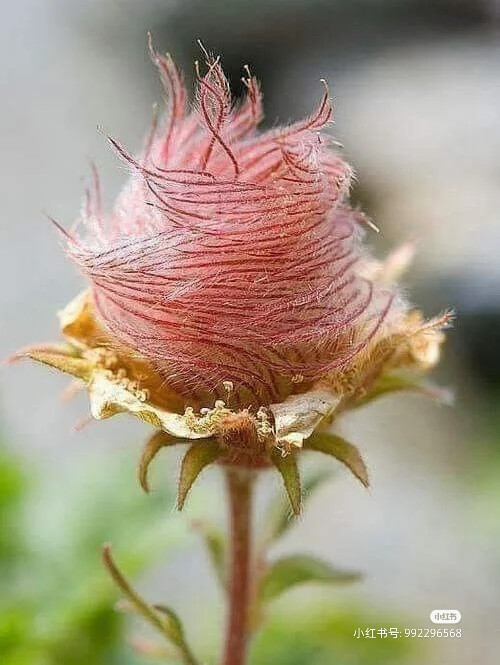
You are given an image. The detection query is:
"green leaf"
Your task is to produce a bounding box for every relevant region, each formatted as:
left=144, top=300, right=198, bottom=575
left=264, top=468, right=334, bottom=543
left=138, top=430, right=186, bottom=493
left=153, top=604, right=185, bottom=647
left=177, top=440, right=222, bottom=510
left=259, top=554, right=362, bottom=602
left=154, top=606, right=199, bottom=665
left=192, top=521, right=226, bottom=587
left=305, top=432, right=369, bottom=488
left=270, top=450, right=301, bottom=516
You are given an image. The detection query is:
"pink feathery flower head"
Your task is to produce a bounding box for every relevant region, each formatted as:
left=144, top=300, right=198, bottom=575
left=66, top=42, right=397, bottom=407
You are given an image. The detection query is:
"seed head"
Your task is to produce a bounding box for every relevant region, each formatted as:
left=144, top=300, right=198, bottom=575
left=66, top=43, right=397, bottom=406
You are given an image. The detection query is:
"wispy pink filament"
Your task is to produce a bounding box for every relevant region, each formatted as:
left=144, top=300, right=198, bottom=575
left=68, top=44, right=396, bottom=405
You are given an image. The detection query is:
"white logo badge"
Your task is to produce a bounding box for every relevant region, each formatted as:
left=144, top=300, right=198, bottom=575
left=430, top=610, right=461, bottom=624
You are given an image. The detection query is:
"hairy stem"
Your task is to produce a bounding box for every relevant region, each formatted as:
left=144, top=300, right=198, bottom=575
left=222, top=468, right=254, bottom=665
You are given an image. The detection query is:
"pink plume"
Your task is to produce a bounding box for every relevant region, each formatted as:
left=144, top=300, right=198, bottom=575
left=68, top=46, right=397, bottom=406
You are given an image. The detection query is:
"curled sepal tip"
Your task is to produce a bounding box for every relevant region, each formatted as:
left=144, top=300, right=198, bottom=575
left=305, top=432, right=369, bottom=488
left=177, top=440, right=222, bottom=510
left=138, top=430, right=185, bottom=493
left=270, top=449, right=302, bottom=516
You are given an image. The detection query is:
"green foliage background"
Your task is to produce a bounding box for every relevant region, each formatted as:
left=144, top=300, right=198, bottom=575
left=0, top=440, right=424, bottom=665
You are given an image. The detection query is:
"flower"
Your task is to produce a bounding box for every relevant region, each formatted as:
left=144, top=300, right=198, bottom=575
left=12, top=43, right=450, bottom=510
left=66, top=42, right=399, bottom=409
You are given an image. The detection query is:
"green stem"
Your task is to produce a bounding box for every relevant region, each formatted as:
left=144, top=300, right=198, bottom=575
left=222, top=468, right=254, bottom=665
left=102, top=544, right=198, bottom=665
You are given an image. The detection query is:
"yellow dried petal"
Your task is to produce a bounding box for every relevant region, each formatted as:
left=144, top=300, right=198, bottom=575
left=58, top=290, right=105, bottom=348
left=88, top=372, right=216, bottom=439
left=270, top=387, right=341, bottom=448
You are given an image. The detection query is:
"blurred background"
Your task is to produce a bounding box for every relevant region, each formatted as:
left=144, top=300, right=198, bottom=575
left=1, top=1, right=499, bottom=664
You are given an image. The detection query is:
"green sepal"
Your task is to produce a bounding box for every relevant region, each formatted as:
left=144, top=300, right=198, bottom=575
left=305, top=432, right=369, bottom=488
left=177, top=440, right=222, bottom=510
left=270, top=450, right=301, bottom=516
left=355, top=372, right=452, bottom=409
left=264, top=467, right=334, bottom=543
left=138, top=430, right=186, bottom=493
left=13, top=345, right=91, bottom=380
